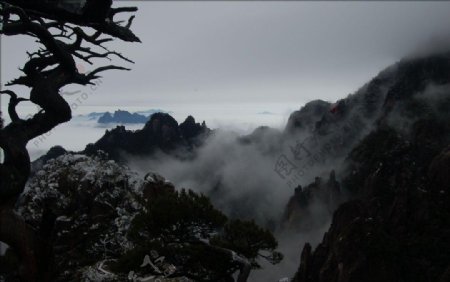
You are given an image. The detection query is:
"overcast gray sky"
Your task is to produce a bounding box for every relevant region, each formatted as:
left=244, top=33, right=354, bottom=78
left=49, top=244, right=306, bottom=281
left=3, top=1, right=450, bottom=121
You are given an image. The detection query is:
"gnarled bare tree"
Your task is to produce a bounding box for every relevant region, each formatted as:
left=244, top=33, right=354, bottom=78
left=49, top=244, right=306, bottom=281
left=0, top=1, right=139, bottom=280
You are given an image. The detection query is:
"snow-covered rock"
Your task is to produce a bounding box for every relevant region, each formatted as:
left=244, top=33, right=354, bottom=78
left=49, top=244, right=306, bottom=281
left=18, top=153, right=174, bottom=281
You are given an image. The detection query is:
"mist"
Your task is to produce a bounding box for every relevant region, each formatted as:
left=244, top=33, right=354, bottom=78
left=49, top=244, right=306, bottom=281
left=125, top=103, right=379, bottom=281
left=120, top=52, right=401, bottom=279
left=128, top=129, right=289, bottom=224
left=126, top=128, right=336, bottom=281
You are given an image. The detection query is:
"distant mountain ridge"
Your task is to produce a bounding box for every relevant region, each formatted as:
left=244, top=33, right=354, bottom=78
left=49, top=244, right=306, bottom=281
left=75, top=109, right=168, bottom=124
left=84, top=113, right=211, bottom=161
left=98, top=110, right=149, bottom=124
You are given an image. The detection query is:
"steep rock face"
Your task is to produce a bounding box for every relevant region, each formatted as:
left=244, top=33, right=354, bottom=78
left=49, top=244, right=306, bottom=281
left=283, top=171, right=341, bottom=231
left=84, top=113, right=210, bottom=162
left=291, top=52, right=450, bottom=282
left=293, top=129, right=450, bottom=282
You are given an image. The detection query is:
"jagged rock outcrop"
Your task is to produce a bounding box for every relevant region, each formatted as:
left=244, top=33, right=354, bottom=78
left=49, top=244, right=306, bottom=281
left=84, top=113, right=210, bottom=162
left=179, top=115, right=206, bottom=141
left=283, top=171, right=341, bottom=231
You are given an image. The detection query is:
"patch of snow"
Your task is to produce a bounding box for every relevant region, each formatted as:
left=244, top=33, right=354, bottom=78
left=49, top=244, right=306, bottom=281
left=56, top=216, right=72, bottom=222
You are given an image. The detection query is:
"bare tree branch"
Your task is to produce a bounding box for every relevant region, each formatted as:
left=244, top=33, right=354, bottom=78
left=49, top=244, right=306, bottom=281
left=0, top=2, right=139, bottom=280
left=0, top=90, right=29, bottom=122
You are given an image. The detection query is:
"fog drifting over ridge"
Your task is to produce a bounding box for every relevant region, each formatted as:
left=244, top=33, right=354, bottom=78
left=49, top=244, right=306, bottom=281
left=126, top=128, right=336, bottom=282
left=4, top=1, right=450, bottom=111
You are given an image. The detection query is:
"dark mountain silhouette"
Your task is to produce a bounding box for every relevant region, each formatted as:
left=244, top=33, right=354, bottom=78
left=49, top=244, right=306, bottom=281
left=84, top=113, right=211, bottom=162
left=288, top=51, right=450, bottom=282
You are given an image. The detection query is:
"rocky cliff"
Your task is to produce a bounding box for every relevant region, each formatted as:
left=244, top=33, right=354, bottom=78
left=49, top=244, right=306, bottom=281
left=290, top=51, right=450, bottom=282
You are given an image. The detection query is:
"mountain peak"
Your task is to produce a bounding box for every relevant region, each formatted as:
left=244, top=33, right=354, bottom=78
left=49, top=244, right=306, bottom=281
left=85, top=113, right=210, bottom=162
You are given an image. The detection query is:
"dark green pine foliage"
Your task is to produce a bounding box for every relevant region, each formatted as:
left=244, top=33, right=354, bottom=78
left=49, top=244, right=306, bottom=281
left=113, top=189, right=282, bottom=281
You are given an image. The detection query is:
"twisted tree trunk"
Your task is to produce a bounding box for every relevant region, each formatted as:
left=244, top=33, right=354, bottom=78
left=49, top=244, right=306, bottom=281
left=0, top=1, right=138, bottom=280
left=0, top=76, right=71, bottom=280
